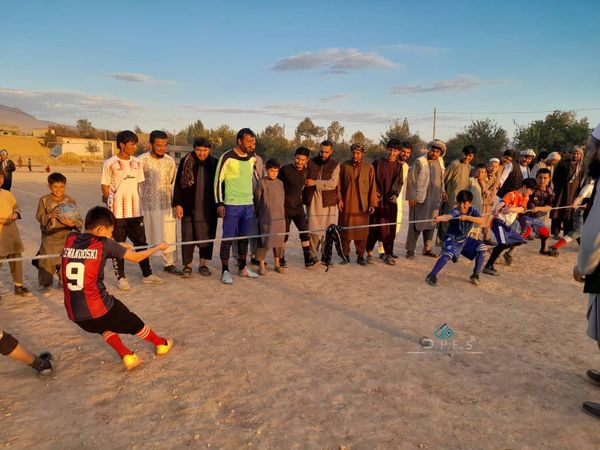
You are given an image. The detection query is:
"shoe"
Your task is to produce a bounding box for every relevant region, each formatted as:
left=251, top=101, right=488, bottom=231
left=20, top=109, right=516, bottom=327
left=304, top=258, right=316, bottom=268
left=423, top=250, right=438, bottom=258
left=547, top=248, right=560, bottom=257
left=339, top=256, right=350, bottom=265
left=164, top=265, right=182, bottom=275
left=41, top=285, right=53, bottom=297
left=540, top=249, right=559, bottom=257
left=14, top=285, right=33, bottom=297
left=122, top=353, right=142, bottom=371
left=366, top=255, right=374, bottom=264
left=30, top=352, right=54, bottom=375
left=470, top=273, right=480, bottom=286
left=383, top=255, right=396, bottom=266
left=238, top=267, right=259, bottom=278
left=258, top=266, right=267, bottom=276
left=503, top=253, right=513, bottom=266
left=182, top=267, right=192, bottom=279
left=482, top=266, right=499, bottom=276
left=425, top=274, right=437, bottom=287
left=587, top=369, right=600, bottom=385
left=581, top=401, right=600, bottom=419
left=198, top=265, right=211, bottom=276
left=391, top=253, right=399, bottom=259
left=279, top=258, right=288, bottom=268
left=357, top=256, right=368, bottom=266
left=274, top=266, right=287, bottom=274
left=221, top=270, right=233, bottom=285
left=143, top=274, right=165, bottom=284
left=379, top=253, right=385, bottom=260
left=118, top=278, right=131, bottom=291
left=406, top=251, right=415, bottom=260
left=156, top=339, right=173, bottom=356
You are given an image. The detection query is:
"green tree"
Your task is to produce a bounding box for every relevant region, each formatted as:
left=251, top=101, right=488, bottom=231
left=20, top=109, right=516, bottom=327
left=326, top=120, right=345, bottom=143
left=379, top=118, right=424, bottom=149
left=85, top=140, right=100, bottom=160
left=183, top=120, right=206, bottom=144
left=207, top=125, right=237, bottom=155
left=257, top=123, right=292, bottom=161
left=445, top=119, right=508, bottom=163
left=514, top=111, right=590, bottom=155
left=76, top=119, right=96, bottom=138
left=295, top=117, right=325, bottom=144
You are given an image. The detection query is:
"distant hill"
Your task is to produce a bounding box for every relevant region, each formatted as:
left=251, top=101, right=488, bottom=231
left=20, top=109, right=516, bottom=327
left=0, top=104, right=54, bottom=130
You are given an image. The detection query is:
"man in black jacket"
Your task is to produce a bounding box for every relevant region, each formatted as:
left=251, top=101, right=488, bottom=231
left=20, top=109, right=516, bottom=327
left=0, top=150, right=16, bottom=191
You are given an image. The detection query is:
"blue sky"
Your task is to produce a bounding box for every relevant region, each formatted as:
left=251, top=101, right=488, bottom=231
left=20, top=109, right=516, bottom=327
left=2, top=0, right=598, bottom=141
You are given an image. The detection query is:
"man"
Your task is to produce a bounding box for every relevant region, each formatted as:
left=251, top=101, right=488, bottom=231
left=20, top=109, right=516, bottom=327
left=551, top=145, right=586, bottom=237
left=27, top=158, right=32, bottom=172
left=173, top=137, right=218, bottom=278
left=139, top=130, right=180, bottom=274
left=531, top=151, right=561, bottom=179
left=518, top=148, right=536, bottom=178
left=337, top=143, right=378, bottom=265
left=214, top=128, right=259, bottom=284
left=498, top=149, right=533, bottom=198
left=576, top=124, right=600, bottom=418
left=277, top=147, right=314, bottom=267
left=304, top=140, right=340, bottom=262
left=497, top=149, right=515, bottom=193
left=482, top=158, right=501, bottom=243
left=439, top=145, right=476, bottom=239
left=0, top=150, right=16, bottom=191
left=366, top=139, right=403, bottom=265
left=100, top=130, right=164, bottom=290
left=405, top=139, right=447, bottom=259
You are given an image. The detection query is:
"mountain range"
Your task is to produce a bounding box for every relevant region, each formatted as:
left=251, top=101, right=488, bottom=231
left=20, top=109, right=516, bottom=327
left=0, top=104, right=54, bottom=130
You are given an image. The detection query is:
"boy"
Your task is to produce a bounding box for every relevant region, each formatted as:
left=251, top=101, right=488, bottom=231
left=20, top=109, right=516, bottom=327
left=518, top=169, right=554, bottom=256
left=101, top=130, right=164, bottom=291
left=255, top=159, right=286, bottom=275
left=0, top=330, right=53, bottom=375
left=62, top=206, right=173, bottom=370
left=0, top=170, right=32, bottom=297
left=35, top=172, right=83, bottom=295
left=425, top=190, right=486, bottom=287
left=482, top=178, right=538, bottom=275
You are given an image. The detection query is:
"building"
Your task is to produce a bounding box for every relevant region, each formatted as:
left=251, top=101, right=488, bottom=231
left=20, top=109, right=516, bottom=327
left=50, top=137, right=106, bottom=160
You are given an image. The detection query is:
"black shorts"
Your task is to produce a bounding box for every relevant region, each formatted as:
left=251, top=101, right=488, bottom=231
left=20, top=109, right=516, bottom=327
left=75, top=299, right=144, bottom=335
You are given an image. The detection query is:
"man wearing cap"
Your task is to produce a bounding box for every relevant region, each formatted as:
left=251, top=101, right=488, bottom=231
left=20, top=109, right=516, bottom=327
left=551, top=145, right=586, bottom=237
left=519, top=149, right=536, bottom=178
left=531, top=151, right=561, bottom=179
left=337, top=143, right=378, bottom=265
left=0, top=150, right=16, bottom=191
left=405, top=139, right=447, bottom=259
left=498, top=149, right=532, bottom=198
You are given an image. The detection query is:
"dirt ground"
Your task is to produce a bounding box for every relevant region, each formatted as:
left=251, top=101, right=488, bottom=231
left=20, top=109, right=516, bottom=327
left=1, top=167, right=599, bottom=449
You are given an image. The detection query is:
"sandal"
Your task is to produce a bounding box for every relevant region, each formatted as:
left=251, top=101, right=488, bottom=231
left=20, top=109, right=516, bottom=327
left=182, top=266, right=192, bottom=278
left=198, top=265, right=211, bottom=276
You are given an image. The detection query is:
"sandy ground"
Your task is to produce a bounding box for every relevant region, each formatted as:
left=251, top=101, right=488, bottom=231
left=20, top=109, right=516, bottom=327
left=1, top=167, right=600, bottom=449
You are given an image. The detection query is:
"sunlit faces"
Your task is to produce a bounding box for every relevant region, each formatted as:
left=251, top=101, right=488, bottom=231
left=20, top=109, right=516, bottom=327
left=352, top=149, right=364, bottom=163
left=151, top=138, right=169, bottom=158
left=386, top=147, right=400, bottom=162
left=320, top=145, right=333, bottom=161
left=536, top=172, right=551, bottom=189
left=49, top=182, right=65, bottom=200
left=488, top=160, right=500, bottom=173
left=194, top=146, right=211, bottom=161
left=238, top=134, right=256, bottom=154
left=428, top=147, right=442, bottom=160
left=458, top=200, right=472, bottom=215
left=520, top=155, right=534, bottom=165
left=475, top=167, right=486, bottom=181
left=119, top=141, right=137, bottom=156
left=463, top=153, right=475, bottom=164
left=501, top=155, right=513, bottom=165
left=398, top=147, right=411, bottom=162
left=294, top=154, right=308, bottom=170
left=571, top=148, right=584, bottom=162
left=266, top=167, right=279, bottom=180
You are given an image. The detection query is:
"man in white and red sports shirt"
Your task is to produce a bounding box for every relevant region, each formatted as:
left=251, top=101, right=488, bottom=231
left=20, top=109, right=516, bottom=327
left=101, top=130, right=164, bottom=291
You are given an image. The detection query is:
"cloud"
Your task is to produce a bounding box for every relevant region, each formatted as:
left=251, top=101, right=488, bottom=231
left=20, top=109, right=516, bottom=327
left=272, top=48, right=397, bottom=73
left=390, top=75, right=503, bottom=95
left=0, top=87, right=140, bottom=121
left=107, top=73, right=175, bottom=85
left=319, top=93, right=352, bottom=103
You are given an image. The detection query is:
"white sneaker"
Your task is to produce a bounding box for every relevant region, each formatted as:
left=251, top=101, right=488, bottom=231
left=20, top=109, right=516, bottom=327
left=238, top=267, right=259, bottom=278
left=143, top=274, right=165, bottom=284
left=221, top=270, right=233, bottom=285
left=118, top=278, right=131, bottom=291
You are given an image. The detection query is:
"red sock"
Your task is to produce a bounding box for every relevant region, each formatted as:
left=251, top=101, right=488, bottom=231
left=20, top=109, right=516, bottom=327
left=102, top=332, right=133, bottom=358
left=522, top=226, right=533, bottom=239
left=552, top=238, right=567, bottom=250
left=135, top=325, right=167, bottom=347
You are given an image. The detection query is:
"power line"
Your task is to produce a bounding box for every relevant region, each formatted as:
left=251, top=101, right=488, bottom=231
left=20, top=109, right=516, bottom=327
left=437, top=108, right=600, bottom=115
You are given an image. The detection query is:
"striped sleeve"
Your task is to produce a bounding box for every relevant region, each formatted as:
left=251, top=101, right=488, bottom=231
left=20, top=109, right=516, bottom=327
left=214, top=151, right=230, bottom=206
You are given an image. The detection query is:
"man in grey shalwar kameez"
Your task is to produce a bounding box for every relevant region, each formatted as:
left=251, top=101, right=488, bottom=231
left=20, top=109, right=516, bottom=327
left=405, top=140, right=447, bottom=259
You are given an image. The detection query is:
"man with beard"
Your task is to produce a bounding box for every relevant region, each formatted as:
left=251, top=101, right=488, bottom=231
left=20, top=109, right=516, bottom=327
left=173, top=137, right=218, bottom=278
left=304, top=140, right=340, bottom=262
left=551, top=145, right=586, bottom=237
left=405, top=140, right=447, bottom=259
left=366, top=139, right=403, bottom=265
left=337, top=143, right=378, bottom=265
left=214, top=128, right=259, bottom=284
left=498, top=149, right=533, bottom=198
left=139, top=130, right=180, bottom=274
left=573, top=124, right=600, bottom=418
left=277, top=146, right=314, bottom=267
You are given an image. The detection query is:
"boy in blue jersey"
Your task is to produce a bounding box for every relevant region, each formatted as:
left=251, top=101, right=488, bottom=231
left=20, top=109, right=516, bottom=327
left=425, top=190, right=487, bottom=287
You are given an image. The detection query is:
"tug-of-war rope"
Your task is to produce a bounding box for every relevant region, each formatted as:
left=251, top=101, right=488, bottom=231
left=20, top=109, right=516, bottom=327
left=0, top=205, right=575, bottom=264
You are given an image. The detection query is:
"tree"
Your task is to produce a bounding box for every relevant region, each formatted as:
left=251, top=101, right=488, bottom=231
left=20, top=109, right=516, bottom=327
left=76, top=119, right=96, bottom=138
left=514, top=111, right=590, bottom=155
left=295, top=117, right=325, bottom=144
left=445, top=119, right=508, bottom=163
left=379, top=118, right=424, bottom=149
left=182, top=120, right=206, bottom=144
left=257, top=123, right=292, bottom=161
left=85, top=141, right=101, bottom=160
left=326, top=120, right=345, bottom=143
left=350, top=130, right=369, bottom=145
left=134, top=125, right=143, bottom=134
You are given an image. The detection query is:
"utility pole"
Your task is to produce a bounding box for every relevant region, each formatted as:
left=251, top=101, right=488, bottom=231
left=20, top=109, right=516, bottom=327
left=432, top=107, right=437, bottom=140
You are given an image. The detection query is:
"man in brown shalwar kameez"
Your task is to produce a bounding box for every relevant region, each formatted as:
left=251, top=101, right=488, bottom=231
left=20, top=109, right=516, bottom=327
left=551, top=145, right=586, bottom=237
left=337, top=143, right=378, bottom=266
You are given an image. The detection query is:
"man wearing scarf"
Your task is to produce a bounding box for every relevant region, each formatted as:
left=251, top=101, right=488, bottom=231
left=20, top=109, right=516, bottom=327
left=173, top=137, right=218, bottom=277
left=551, top=145, right=586, bottom=237
left=337, top=143, right=378, bottom=265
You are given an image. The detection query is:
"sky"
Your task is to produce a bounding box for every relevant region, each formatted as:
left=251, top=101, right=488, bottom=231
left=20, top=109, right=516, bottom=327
left=1, top=0, right=599, bottom=142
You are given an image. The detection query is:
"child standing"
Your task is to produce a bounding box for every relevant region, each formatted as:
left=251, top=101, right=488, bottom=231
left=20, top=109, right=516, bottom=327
left=482, top=178, right=538, bottom=275
left=425, top=190, right=486, bottom=287
left=35, top=173, right=83, bottom=295
left=0, top=170, right=32, bottom=297
left=519, top=169, right=554, bottom=255
left=254, top=159, right=286, bottom=275
left=62, top=206, right=173, bottom=370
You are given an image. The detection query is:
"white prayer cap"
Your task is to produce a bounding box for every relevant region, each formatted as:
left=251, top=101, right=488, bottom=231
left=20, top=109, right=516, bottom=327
left=546, top=151, right=561, bottom=162
left=520, top=148, right=536, bottom=157
left=489, top=157, right=500, bottom=163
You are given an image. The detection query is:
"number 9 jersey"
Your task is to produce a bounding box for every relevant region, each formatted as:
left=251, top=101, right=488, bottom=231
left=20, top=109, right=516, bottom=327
left=62, top=232, right=127, bottom=321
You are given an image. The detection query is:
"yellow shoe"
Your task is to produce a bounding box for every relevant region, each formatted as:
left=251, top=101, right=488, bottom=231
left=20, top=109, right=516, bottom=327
left=122, top=353, right=142, bottom=370
left=155, top=339, right=173, bottom=356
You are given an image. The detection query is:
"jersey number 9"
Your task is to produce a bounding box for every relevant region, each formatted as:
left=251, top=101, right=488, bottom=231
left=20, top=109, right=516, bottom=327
left=65, top=262, right=85, bottom=291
